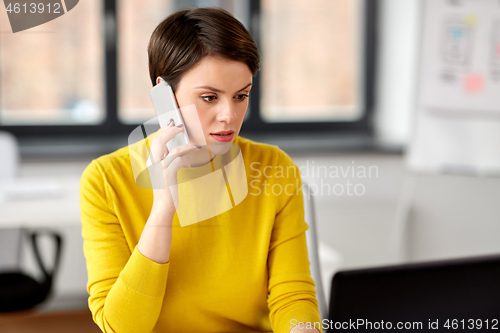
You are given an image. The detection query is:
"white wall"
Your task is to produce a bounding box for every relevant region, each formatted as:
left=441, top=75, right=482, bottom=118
left=289, top=151, right=500, bottom=304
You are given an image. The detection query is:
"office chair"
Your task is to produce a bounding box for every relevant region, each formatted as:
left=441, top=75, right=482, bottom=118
left=302, top=181, right=328, bottom=321
left=0, top=228, right=63, bottom=312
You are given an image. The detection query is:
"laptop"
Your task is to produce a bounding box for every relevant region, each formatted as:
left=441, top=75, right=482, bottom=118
left=327, top=254, right=500, bottom=332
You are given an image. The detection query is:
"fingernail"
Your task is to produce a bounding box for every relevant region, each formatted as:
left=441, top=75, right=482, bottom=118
left=176, top=123, right=184, bottom=128
left=167, top=118, right=174, bottom=126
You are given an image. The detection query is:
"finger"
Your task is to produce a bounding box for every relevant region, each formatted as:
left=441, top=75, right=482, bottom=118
left=148, top=142, right=200, bottom=190
left=150, top=121, right=185, bottom=163
left=167, top=156, right=192, bottom=177
left=164, top=156, right=191, bottom=201
left=163, top=138, right=198, bottom=159
left=165, top=157, right=191, bottom=209
left=162, top=143, right=201, bottom=169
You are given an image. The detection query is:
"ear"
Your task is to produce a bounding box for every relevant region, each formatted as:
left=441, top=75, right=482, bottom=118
left=156, top=76, right=164, bottom=85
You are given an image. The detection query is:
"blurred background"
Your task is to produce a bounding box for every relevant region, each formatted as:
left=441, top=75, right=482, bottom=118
left=1, top=0, right=500, bottom=330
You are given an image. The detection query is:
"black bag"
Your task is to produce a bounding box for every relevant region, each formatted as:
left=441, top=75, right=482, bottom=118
left=0, top=230, right=62, bottom=312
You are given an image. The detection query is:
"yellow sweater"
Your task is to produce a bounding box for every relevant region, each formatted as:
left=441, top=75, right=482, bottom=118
left=80, top=133, right=322, bottom=333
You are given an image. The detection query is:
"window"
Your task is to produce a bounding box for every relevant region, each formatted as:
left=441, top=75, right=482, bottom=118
left=0, top=0, right=104, bottom=127
left=260, top=0, right=362, bottom=122
left=245, top=0, right=376, bottom=133
left=0, top=0, right=375, bottom=137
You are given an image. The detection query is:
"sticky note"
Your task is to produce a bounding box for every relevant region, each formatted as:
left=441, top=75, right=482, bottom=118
left=463, top=73, right=484, bottom=93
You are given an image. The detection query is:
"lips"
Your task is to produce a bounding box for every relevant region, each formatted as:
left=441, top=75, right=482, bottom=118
left=210, top=131, right=234, bottom=142
left=212, top=131, right=233, bottom=134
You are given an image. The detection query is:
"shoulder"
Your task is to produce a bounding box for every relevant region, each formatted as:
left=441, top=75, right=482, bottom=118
left=81, top=134, right=149, bottom=190
left=82, top=146, right=130, bottom=180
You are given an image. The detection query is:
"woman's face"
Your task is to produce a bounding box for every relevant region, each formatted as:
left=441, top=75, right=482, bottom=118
left=157, top=55, right=252, bottom=145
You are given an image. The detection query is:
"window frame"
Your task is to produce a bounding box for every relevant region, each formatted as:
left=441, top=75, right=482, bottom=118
left=0, top=0, right=377, bottom=138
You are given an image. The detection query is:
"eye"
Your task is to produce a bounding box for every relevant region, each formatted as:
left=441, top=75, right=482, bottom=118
left=201, top=95, right=217, bottom=102
left=235, top=94, right=249, bottom=101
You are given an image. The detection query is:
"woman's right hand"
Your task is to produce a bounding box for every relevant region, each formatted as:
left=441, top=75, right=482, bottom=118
left=148, top=119, right=201, bottom=220
left=138, top=119, right=200, bottom=264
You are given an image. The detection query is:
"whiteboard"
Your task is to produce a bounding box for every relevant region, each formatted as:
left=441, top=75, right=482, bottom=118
left=407, top=0, right=500, bottom=176
left=420, top=0, right=500, bottom=114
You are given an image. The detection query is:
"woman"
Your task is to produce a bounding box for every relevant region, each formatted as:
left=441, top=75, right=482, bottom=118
left=81, top=7, right=321, bottom=333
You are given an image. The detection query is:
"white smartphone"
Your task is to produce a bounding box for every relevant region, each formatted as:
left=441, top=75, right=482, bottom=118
left=149, top=80, right=190, bottom=152
left=149, top=81, right=212, bottom=167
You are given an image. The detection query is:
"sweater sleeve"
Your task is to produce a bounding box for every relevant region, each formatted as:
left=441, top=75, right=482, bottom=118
left=267, top=149, right=323, bottom=333
left=80, top=160, right=170, bottom=333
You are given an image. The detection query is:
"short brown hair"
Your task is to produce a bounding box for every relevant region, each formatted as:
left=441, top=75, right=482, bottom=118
left=147, top=7, right=260, bottom=91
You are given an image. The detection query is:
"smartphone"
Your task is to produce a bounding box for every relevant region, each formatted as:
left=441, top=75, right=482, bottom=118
left=149, top=80, right=190, bottom=152
left=149, top=81, right=212, bottom=167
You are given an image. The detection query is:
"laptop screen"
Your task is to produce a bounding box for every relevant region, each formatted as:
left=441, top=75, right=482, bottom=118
left=327, top=255, right=500, bottom=332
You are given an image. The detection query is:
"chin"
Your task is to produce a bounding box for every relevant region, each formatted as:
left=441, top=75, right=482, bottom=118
left=208, top=142, right=232, bottom=155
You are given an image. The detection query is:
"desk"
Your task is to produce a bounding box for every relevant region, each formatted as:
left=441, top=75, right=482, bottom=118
left=0, top=159, right=86, bottom=227
left=0, top=175, right=81, bottom=228
left=0, top=308, right=101, bottom=333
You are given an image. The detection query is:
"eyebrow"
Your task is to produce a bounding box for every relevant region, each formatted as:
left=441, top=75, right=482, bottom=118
left=194, top=83, right=252, bottom=94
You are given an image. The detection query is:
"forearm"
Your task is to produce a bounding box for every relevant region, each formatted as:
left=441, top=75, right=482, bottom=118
left=88, top=246, right=170, bottom=333
left=267, top=232, right=323, bottom=333
left=82, top=159, right=173, bottom=332
left=137, top=198, right=175, bottom=264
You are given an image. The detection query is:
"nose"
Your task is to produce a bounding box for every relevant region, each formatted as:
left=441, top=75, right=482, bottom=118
left=215, top=99, right=237, bottom=123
